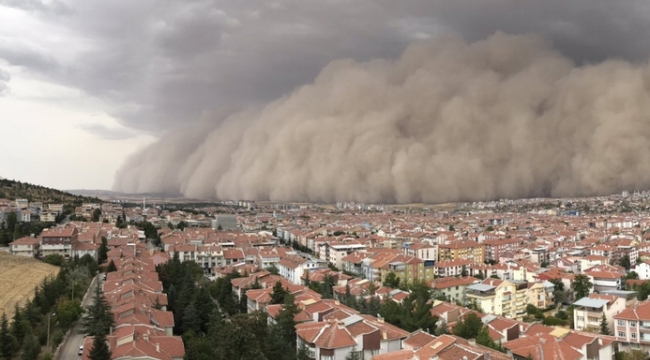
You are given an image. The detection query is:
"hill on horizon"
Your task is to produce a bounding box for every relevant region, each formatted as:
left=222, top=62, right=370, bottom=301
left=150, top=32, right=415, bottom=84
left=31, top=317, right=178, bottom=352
left=0, top=178, right=102, bottom=205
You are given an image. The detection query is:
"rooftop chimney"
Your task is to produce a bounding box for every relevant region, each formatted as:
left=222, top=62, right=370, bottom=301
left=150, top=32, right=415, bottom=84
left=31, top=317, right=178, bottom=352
left=156, top=343, right=160, bottom=352
left=468, top=339, right=476, bottom=347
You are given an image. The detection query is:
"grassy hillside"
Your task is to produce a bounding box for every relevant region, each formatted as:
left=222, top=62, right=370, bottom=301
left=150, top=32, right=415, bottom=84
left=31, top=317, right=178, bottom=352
left=0, top=178, right=102, bottom=205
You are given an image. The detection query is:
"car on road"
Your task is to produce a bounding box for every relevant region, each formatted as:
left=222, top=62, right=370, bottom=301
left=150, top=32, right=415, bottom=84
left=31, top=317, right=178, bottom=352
left=78, top=345, right=84, bottom=356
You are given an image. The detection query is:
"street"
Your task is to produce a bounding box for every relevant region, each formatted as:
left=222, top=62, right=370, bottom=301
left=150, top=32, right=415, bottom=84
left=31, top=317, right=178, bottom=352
left=55, top=274, right=98, bottom=360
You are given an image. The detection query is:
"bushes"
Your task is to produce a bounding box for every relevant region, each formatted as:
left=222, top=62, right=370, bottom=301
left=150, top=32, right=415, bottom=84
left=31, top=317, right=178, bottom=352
left=556, top=310, right=568, bottom=320
left=43, top=254, right=64, bottom=267
left=542, top=316, right=568, bottom=326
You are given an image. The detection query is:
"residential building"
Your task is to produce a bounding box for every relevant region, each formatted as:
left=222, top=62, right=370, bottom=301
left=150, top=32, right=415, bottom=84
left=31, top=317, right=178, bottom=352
left=438, top=241, right=485, bottom=263
left=429, top=276, right=478, bottom=304
left=296, top=314, right=408, bottom=360
left=39, top=226, right=78, bottom=258
left=615, top=301, right=650, bottom=353
left=9, top=236, right=39, bottom=257
left=573, top=294, right=628, bottom=333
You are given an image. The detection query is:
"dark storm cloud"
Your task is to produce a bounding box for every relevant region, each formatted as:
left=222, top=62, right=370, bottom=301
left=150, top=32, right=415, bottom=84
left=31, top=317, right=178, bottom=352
left=3, top=0, right=649, bottom=133
left=3, top=0, right=650, bottom=201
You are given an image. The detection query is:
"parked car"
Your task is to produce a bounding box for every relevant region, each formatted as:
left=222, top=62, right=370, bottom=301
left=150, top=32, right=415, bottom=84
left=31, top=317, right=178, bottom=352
left=78, top=345, right=84, bottom=356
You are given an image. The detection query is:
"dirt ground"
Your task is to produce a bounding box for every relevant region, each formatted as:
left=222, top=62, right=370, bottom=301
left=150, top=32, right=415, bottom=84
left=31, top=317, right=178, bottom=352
left=0, top=252, right=59, bottom=318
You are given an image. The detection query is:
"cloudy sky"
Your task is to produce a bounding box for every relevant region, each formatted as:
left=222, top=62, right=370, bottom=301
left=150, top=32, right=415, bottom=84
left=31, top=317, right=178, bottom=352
left=1, top=0, right=649, bottom=192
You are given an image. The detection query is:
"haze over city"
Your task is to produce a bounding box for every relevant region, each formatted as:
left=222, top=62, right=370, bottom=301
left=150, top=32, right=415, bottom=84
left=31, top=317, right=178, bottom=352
left=3, top=1, right=650, bottom=203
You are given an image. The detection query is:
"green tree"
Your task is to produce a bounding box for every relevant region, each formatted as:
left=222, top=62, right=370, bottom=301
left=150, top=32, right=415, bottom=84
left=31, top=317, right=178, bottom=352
left=270, top=281, right=288, bottom=305
left=92, top=208, right=102, bottom=222
left=43, top=254, right=64, bottom=267
left=11, top=304, right=24, bottom=343
left=572, top=274, right=593, bottom=299
left=56, top=300, right=83, bottom=329
left=177, top=221, right=188, bottom=231
left=321, top=275, right=335, bottom=299
left=82, top=284, right=115, bottom=336
left=0, top=313, right=15, bottom=360
left=601, top=314, right=610, bottom=335
left=20, top=330, right=39, bottom=360
left=383, top=272, right=400, bottom=289
left=476, top=326, right=501, bottom=351
left=88, top=332, right=112, bottom=360
left=98, top=237, right=108, bottom=264
left=453, top=313, right=483, bottom=340
left=620, top=255, right=632, bottom=271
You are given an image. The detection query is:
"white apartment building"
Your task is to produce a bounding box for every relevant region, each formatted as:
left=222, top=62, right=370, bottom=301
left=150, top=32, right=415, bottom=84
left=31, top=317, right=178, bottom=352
left=573, top=294, right=628, bottom=333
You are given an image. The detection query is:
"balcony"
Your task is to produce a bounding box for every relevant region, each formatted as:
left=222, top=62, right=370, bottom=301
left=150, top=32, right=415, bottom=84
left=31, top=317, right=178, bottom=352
left=466, top=290, right=496, bottom=298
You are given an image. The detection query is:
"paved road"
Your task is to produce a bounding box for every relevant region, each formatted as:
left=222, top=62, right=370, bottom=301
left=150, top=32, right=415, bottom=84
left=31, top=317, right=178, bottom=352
left=56, top=275, right=99, bottom=360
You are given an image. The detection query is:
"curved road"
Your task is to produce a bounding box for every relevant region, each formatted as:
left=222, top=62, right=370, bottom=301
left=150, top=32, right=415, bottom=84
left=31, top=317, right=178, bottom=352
left=55, top=275, right=99, bottom=360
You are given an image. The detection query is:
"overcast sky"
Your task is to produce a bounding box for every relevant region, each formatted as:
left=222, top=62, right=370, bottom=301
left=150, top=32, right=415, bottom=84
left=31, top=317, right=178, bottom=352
left=1, top=0, right=649, bottom=191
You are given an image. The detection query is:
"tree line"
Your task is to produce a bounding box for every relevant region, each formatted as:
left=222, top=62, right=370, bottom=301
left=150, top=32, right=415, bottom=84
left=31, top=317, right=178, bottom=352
left=0, top=254, right=97, bottom=360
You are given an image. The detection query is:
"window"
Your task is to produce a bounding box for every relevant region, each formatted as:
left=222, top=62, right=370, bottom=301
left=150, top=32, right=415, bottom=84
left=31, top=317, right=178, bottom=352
left=619, top=331, right=626, bottom=338
left=632, top=332, right=637, bottom=339
left=618, top=320, right=626, bottom=326
left=631, top=321, right=637, bottom=327
left=321, top=356, right=333, bottom=360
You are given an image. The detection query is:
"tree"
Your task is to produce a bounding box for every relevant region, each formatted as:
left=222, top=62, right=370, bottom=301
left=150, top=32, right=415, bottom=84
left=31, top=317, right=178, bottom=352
left=177, top=221, right=188, bottom=231
left=106, top=260, right=117, bottom=273
left=56, top=300, right=83, bottom=329
left=270, top=281, right=288, bottom=305
left=620, top=255, right=632, bottom=271
left=83, top=284, right=115, bottom=337
left=11, top=304, right=24, bottom=343
left=0, top=313, right=15, bottom=360
left=601, top=314, right=610, bottom=335
left=461, top=265, right=468, bottom=277
left=266, top=264, right=279, bottom=275
left=20, top=330, right=39, bottom=360
left=98, top=237, right=108, bottom=264
left=453, top=313, right=483, bottom=340
left=477, top=326, right=501, bottom=351
left=321, top=275, right=335, bottom=299
left=572, top=274, right=593, bottom=299
left=92, top=208, right=102, bottom=222
left=88, top=332, right=112, bottom=360
left=383, top=272, right=400, bottom=289
left=43, top=254, right=64, bottom=267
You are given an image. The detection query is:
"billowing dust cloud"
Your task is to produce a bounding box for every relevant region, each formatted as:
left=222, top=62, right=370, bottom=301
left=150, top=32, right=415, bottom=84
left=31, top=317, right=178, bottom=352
left=113, top=32, right=650, bottom=203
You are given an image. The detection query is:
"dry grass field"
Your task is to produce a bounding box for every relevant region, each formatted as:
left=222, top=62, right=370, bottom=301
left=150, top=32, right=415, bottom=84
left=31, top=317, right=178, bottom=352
left=0, top=252, right=59, bottom=318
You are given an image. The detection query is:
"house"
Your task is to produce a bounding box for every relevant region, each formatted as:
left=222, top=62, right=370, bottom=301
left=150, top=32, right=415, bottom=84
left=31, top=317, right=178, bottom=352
left=572, top=294, right=628, bottom=333
left=39, top=226, right=78, bottom=258
left=632, top=261, right=650, bottom=280
left=429, top=276, right=478, bottom=304
left=10, top=236, right=39, bottom=257
left=434, top=259, right=474, bottom=277
left=371, top=332, right=511, bottom=360
left=614, top=301, right=650, bottom=353
left=296, top=314, right=408, bottom=360
left=40, top=212, right=57, bottom=222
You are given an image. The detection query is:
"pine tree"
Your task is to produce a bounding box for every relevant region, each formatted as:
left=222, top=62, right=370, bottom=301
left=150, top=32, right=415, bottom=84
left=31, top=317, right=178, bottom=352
left=20, top=328, right=39, bottom=360
left=11, top=304, right=24, bottom=343
left=0, top=313, right=14, bottom=360
left=98, top=237, right=108, bottom=264
left=271, top=281, right=288, bottom=305
left=82, top=284, right=115, bottom=336
left=600, top=314, right=610, bottom=335
left=88, top=332, right=111, bottom=360
left=276, top=294, right=300, bottom=348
